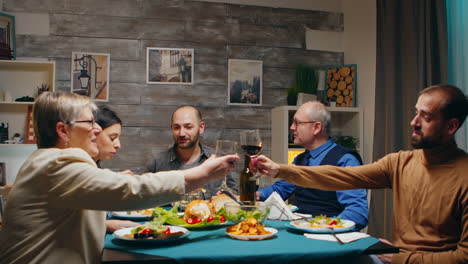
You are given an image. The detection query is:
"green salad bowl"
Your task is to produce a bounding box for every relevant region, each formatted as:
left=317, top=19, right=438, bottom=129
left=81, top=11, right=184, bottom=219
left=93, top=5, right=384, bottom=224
left=224, top=202, right=270, bottom=224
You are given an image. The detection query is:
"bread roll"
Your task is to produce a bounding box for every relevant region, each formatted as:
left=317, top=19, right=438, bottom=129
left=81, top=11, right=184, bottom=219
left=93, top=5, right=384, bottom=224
left=211, top=194, right=236, bottom=212
left=184, top=200, right=215, bottom=220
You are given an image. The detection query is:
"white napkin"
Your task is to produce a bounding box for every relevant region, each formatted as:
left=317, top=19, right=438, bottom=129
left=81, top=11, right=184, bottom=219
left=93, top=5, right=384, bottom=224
left=265, top=192, right=297, bottom=220
left=304, top=232, right=370, bottom=243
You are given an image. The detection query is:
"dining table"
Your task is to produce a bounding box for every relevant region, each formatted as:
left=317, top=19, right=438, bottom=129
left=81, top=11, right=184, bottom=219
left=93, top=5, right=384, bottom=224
left=101, top=219, right=398, bottom=264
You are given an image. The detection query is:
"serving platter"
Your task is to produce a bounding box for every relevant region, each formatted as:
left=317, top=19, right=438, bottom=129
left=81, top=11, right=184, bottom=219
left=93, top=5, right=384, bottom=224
left=170, top=221, right=230, bottom=230
left=225, top=227, right=278, bottom=241
left=113, top=226, right=190, bottom=243
left=288, top=219, right=355, bottom=234
left=111, top=210, right=154, bottom=220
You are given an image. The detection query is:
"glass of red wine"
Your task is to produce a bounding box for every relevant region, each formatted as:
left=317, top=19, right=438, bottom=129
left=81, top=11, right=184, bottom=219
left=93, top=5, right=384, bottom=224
left=240, top=129, right=263, bottom=178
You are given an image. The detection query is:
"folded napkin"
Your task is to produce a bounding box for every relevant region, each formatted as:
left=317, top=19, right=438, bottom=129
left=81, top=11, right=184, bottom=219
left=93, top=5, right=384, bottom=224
left=304, top=232, right=370, bottom=243
left=265, top=192, right=298, bottom=220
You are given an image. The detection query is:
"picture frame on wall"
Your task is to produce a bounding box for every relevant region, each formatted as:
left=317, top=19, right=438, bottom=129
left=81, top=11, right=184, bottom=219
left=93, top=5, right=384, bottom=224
left=324, top=64, right=357, bottom=107
left=228, top=59, right=262, bottom=106
left=71, top=52, right=110, bottom=102
left=0, top=12, right=16, bottom=60
left=146, top=47, right=194, bottom=85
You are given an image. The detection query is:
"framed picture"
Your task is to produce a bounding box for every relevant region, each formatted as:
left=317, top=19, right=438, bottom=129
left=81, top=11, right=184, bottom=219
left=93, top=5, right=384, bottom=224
left=228, top=59, right=262, bottom=106
left=0, top=12, right=16, bottom=60
left=147, top=47, right=194, bottom=84
left=324, top=64, right=357, bottom=107
left=71, top=52, right=110, bottom=102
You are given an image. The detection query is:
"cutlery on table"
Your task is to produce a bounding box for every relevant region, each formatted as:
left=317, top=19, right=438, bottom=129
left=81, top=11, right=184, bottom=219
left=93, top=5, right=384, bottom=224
left=328, top=227, right=344, bottom=244
left=221, top=190, right=246, bottom=206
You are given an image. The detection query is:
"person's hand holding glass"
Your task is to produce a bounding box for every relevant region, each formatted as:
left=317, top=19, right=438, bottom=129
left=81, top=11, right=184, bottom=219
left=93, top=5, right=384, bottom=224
left=215, top=140, right=239, bottom=193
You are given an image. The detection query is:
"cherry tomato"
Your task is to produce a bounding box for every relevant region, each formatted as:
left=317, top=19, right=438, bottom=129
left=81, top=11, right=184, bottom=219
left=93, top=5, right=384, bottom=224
left=219, top=215, right=226, bottom=223
left=329, top=220, right=338, bottom=226
left=186, top=218, right=194, bottom=224
left=163, top=227, right=171, bottom=234
left=207, top=216, right=215, bottom=222
left=140, top=228, right=153, bottom=234
left=193, top=218, right=202, bottom=224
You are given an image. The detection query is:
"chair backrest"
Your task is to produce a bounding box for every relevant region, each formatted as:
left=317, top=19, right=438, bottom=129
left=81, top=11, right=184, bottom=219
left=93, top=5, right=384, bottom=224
left=360, top=189, right=372, bottom=233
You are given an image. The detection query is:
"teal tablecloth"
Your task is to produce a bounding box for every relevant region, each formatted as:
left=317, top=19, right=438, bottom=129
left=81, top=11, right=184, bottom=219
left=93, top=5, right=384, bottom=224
left=104, top=220, right=379, bottom=264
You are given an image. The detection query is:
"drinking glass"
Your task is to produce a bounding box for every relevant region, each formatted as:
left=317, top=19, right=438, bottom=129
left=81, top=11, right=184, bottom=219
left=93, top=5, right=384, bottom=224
left=215, top=140, right=238, bottom=192
left=240, top=129, right=263, bottom=165
left=240, top=129, right=262, bottom=156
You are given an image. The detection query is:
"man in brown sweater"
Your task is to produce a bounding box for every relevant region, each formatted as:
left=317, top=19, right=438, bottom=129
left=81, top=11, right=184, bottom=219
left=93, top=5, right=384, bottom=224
left=253, top=84, right=468, bottom=264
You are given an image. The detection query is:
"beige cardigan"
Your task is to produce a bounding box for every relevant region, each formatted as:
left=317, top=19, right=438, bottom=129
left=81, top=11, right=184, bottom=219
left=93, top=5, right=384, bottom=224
left=277, top=143, right=467, bottom=264
left=0, top=148, right=185, bottom=264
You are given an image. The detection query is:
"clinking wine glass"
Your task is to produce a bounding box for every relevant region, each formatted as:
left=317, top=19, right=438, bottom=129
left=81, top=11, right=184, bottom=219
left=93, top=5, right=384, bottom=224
left=240, top=129, right=263, bottom=173
left=239, top=129, right=263, bottom=204
left=215, top=140, right=238, bottom=193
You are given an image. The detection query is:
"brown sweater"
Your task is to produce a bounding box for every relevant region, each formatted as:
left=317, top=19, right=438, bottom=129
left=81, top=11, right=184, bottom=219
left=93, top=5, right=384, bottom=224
left=278, top=143, right=467, bottom=264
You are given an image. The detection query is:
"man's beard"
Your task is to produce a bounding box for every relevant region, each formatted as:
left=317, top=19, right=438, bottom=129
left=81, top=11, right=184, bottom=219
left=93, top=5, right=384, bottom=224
left=175, top=134, right=199, bottom=149
left=411, top=134, right=442, bottom=149
left=177, top=139, right=197, bottom=149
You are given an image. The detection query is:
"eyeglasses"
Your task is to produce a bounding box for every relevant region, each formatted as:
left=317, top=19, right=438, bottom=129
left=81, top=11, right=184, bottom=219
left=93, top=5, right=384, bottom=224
left=67, top=119, right=96, bottom=127
left=292, top=120, right=319, bottom=126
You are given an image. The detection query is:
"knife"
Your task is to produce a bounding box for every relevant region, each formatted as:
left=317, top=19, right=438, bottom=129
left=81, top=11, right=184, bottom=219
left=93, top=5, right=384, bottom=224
left=221, top=190, right=246, bottom=206
left=328, top=227, right=344, bottom=244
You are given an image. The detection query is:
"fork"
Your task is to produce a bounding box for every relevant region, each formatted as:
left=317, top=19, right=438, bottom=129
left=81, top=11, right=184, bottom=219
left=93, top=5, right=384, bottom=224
left=328, top=227, right=344, bottom=244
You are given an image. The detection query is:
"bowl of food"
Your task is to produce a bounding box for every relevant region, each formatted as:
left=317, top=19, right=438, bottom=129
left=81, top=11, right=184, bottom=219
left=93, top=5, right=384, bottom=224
left=224, top=202, right=270, bottom=224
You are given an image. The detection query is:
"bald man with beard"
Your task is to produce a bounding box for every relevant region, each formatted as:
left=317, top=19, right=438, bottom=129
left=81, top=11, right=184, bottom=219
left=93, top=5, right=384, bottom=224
left=146, top=106, right=238, bottom=199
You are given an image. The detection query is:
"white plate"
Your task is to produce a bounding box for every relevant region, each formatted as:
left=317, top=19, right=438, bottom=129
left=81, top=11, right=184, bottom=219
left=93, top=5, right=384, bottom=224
left=113, top=226, right=190, bottom=242
left=288, top=219, right=355, bottom=234
left=225, top=227, right=278, bottom=241
left=111, top=210, right=154, bottom=220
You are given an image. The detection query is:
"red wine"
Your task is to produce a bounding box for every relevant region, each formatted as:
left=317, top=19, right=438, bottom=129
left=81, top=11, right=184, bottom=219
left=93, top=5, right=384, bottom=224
left=241, top=145, right=262, bottom=156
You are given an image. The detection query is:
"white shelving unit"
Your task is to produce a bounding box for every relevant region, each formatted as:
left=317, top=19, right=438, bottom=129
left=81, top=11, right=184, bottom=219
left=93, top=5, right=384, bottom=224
left=0, top=59, right=55, bottom=184
left=271, top=106, right=364, bottom=164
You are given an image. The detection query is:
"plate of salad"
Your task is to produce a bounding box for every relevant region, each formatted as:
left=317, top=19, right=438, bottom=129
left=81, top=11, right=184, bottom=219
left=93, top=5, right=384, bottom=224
left=113, top=222, right=190, bottom=243
left=151, top=204, right=229, bottom=229
left=287, top=215, right=355, bottom=233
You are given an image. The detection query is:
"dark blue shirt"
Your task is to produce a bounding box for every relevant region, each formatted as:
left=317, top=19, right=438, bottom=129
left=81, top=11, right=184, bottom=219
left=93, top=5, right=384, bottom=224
left=145, top=144, right=238, bottom=199
left=258, top=139, right=368, bottom=230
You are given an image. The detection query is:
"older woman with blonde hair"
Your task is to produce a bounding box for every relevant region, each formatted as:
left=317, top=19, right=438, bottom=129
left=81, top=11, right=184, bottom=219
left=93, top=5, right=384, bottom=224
left=0, top=92, right=238, bottom=264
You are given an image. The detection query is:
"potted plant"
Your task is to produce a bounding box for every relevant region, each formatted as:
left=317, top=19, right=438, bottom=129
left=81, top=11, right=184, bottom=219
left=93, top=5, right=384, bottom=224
left=333, top=135, right=358, bottom=151
left=287, top=65, right=318, bottom=105
left=295, top=64, right=317, bottom=95
left=287, top=86, right=298, bottom=105
left=37, top=83, right=49, bottom=97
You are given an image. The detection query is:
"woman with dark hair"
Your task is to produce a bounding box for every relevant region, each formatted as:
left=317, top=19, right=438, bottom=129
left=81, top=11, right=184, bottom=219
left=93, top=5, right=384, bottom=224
left=0, top=92, right=239, bottom=264
left=94, top=105, right=139, bottom=232
left=94, top=105, right=123, bottom=166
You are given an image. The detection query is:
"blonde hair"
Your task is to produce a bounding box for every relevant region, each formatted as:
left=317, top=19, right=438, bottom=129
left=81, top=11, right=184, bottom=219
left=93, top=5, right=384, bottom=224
left=33, top=92, right=97, bottom=148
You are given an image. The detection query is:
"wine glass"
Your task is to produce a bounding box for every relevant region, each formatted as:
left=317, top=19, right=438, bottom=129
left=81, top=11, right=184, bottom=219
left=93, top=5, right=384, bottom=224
left=215, top=140, right=238, bottom=192
left=240, top=129, right=263, bottom=179
left=240, top=129, right=263, bottom=160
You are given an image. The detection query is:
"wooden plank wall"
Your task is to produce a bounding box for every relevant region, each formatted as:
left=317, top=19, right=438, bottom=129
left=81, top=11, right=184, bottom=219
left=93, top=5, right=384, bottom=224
left=4, top=0, right=343, bottom=181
